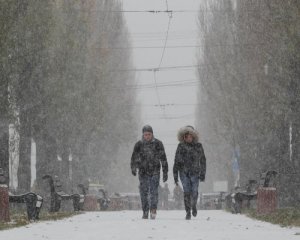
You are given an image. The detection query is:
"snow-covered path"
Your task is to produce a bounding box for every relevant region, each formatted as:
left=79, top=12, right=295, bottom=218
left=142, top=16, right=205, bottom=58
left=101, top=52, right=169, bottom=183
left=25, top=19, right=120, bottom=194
left=0, top=210, right=299, bottom=240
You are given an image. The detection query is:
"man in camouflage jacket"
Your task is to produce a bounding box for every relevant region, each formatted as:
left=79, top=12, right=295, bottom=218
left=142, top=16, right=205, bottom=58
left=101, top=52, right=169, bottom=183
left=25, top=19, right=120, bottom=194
left=131, top=125, right=168, bottom=219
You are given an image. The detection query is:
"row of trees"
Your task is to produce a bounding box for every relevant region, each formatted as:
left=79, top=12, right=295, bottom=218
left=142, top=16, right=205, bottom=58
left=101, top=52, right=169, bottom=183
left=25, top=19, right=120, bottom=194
left=0, top=0, right=139, bottom=193
left=196, top=0, right=299, bottom=206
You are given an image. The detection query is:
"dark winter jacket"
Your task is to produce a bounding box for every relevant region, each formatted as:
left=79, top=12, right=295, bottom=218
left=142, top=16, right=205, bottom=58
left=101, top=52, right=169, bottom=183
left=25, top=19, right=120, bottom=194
left=131, top=138, right=168, bottom=176
left=173, top=127, right=206, bottom=182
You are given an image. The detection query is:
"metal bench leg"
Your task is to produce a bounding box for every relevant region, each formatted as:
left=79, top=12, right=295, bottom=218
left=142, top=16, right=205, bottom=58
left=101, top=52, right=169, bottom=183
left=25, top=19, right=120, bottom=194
left=35, top=195, right=43, bottom=219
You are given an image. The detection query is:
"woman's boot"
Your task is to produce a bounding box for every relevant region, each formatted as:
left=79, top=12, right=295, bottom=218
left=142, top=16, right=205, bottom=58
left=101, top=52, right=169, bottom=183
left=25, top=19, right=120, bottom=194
left=184, top=193, right=191, bottom=220
left=192, top=192, right=198, bottom=217
left=150, top=209, right=157, bottom=220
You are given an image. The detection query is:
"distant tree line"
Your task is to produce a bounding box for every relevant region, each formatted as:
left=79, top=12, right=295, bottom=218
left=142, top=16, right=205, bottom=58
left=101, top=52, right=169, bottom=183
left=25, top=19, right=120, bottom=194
left=196, top=0, right=299, bottom=206
left=0, top=0, right=139, bottom=193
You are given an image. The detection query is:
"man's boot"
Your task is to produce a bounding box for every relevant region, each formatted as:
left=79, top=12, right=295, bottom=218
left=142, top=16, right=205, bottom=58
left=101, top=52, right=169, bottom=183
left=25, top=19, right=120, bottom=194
left=184, top=193, right=191, bottom=220
left=150, top=209, right=157, bottom=219
left=192, top=193, right=198, bottom=217
left=192, top=205, right=197, bottom=217
left=142, top=210, right=149, bottom=219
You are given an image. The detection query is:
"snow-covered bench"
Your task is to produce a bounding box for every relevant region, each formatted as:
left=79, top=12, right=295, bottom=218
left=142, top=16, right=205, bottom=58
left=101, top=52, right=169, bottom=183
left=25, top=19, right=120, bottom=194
left=0, top=167, right=43, bottom=221
left=77, top=184, right=110, bottom=211
left=97, top=189, right=110, bottom=210
left=9, top=192, right=43, bottom=221
left=230, top=170, right=277, bottom=214
left=42, top=175, right=84, bottom=212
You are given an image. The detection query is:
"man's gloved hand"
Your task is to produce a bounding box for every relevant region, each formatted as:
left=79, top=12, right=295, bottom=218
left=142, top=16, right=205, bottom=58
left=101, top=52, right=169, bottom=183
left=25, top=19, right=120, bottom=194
left=131, top=169, right=137, bottom=176
left=199, top=173, right=205, bottom=182
left=163, top=172, right=168, bottom=182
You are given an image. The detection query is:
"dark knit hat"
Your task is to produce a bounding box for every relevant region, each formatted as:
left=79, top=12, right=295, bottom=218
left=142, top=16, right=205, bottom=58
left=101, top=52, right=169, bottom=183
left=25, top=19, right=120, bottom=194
left=142, top=125, right=153, bottom=134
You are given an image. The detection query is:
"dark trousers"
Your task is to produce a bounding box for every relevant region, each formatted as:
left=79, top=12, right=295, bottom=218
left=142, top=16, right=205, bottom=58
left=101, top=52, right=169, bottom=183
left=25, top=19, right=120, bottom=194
left=139, top=174, right=160, bottom=212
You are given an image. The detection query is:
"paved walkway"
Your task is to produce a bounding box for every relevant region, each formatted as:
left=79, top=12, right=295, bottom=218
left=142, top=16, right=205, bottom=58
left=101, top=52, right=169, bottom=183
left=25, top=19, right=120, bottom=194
left=0, top=210, right=299, bottom=240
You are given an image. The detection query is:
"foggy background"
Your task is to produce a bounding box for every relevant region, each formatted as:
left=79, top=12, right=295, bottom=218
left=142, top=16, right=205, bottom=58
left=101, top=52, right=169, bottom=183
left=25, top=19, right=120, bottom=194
left=123, top=0, right=200, bottom=193
left=0, top=0, right=299, bottom=208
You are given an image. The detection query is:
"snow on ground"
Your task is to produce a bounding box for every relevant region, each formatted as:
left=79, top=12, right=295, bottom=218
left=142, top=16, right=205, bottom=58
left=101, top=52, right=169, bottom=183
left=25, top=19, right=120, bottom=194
left=0, top=210, right=299, bottom=240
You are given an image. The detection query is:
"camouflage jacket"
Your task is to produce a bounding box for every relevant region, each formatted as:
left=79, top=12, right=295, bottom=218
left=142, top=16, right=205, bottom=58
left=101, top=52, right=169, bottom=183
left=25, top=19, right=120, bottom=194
left=131, top=138, right=168, bottom=176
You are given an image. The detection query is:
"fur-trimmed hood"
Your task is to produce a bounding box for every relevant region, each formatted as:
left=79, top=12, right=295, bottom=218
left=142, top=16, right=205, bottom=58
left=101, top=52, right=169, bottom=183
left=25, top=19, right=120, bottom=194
left=177, top=126, right=199, bottom=143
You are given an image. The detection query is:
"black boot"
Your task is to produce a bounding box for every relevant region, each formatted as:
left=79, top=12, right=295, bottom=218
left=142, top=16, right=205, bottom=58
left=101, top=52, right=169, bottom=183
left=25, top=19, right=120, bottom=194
left=186, top=211, right=191, bottom=220
left=184, top=193, right=191, bottom=220
left=192, top=206, right=197, bottom=217
left=142, top=210, right=149, bottom=219
left=192, top=193, right=198, bottom=217
left=192, top=205, right=197, bottom=217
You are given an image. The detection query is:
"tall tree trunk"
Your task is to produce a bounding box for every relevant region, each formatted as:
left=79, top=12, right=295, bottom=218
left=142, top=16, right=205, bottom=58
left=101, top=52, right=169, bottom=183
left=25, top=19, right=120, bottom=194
left=277, top=118, right=291, bottom=207
left=291, top=120, right=300, bottom=206
left=36, top=133, right=57, bottom=190
left=17, top=109, right=31, bottom=192
left=290, top=92, right=300, bottom=206
left=72, top=143, right=88, bottom=189
left=0, top=80, right=9, bottom=185
left=60, top=142, right=70, bottom=191
left=0, top=126, right=9, bottom=186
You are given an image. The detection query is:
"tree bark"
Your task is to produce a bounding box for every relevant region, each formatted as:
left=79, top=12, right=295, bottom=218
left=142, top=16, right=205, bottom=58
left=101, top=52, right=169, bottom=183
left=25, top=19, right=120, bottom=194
left=17, top=109, right=31, bottom=192
left=72, top=142, right=88, bottom=189
left=60, top=142, right=70, bottom=191
left=0, top=80, right=9, bottom=186
left=0, top=129, right=9, bottom=186
left=36, top=133, right=57, bottom=190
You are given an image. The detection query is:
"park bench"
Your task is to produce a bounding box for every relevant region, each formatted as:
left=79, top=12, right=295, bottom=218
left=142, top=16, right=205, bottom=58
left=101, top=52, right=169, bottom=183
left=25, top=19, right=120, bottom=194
left=0, top=168, right=43, bottom=221
left=98, top=189, right=110, bottom=210
left=79, top=184, right=110, bottom=211
left=229, top=170, right=277, bottom=214
left=107, top=192, right=128, bottom=211
left=9, top=192, right=43, bottom=221
left=42, top=175, right=84, bottom=212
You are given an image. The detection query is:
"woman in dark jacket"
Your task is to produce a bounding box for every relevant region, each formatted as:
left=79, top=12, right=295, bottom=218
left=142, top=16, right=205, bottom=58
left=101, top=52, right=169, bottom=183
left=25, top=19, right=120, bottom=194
left=173, top=126, right=206, bottom=220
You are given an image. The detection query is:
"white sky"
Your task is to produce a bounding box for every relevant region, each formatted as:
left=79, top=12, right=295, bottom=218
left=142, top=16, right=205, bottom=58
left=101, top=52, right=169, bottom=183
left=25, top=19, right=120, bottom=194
left=122, top=0, right=200, bottom=164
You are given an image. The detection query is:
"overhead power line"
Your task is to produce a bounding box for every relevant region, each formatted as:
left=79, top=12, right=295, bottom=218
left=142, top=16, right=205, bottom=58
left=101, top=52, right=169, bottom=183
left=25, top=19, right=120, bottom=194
left=127, top=78, right=198, bottom=87
left=82, top=10, right=198, bottom=13
left=152, top=0, right=173, bottom=119
left=108, top=45, right=201, bottom=49
left=143, top=113, right=195, bottom=120
left=109, top=64, right=199, bottom=72
left=124, top=80, right=199, bottom=90
left=131, top=37, right=199, bottom=42
left=120, top=103, right=201, bottom=107
left=77, top=59, right=260, bottom=73
left=95, top=42, right=266, bottom=50
left=131, top=31, right=197, bottom=35
left=77, top=9, right=268, bottom=14
left=72, top=61, right=199, bottom=73
left=158, top=13, right=172, bottom=67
